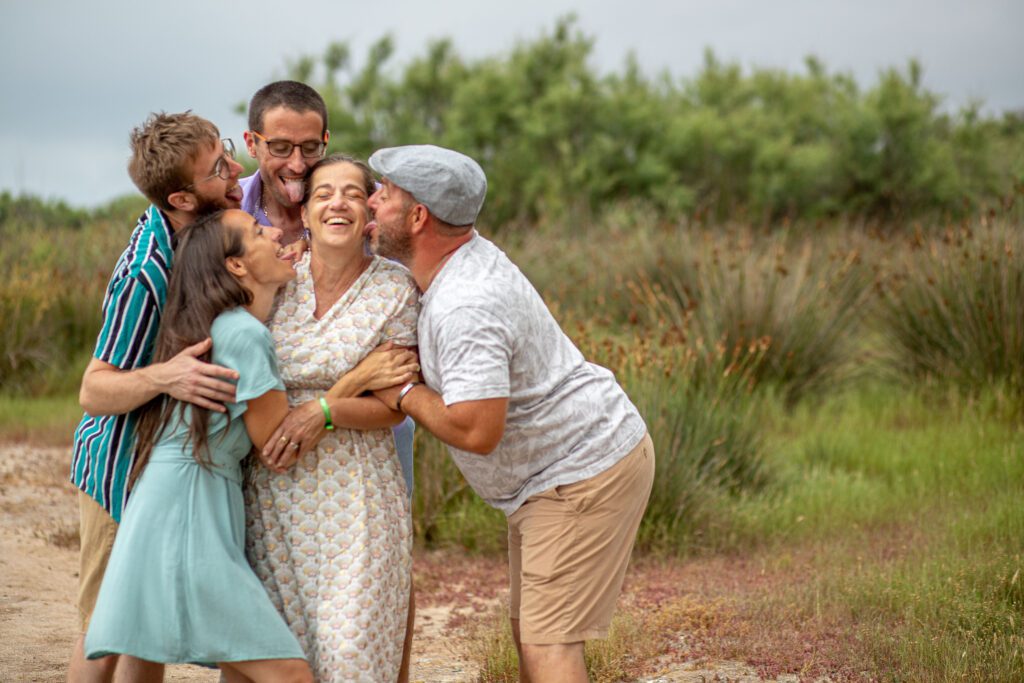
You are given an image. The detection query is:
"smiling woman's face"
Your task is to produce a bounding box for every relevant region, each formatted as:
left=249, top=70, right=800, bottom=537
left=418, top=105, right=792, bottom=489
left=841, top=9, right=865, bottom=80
left=223, top=209, right=295, bottom=287
left=301, top=162, right=371, bottom=253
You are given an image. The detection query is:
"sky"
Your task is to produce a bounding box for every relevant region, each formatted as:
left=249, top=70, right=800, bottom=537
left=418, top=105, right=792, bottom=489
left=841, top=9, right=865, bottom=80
left=1, top=0, right=1021, bottom=208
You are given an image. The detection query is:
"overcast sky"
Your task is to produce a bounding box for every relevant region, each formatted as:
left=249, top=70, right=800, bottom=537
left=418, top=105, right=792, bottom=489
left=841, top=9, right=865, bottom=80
left=2, top=0, right=1021, bottom=208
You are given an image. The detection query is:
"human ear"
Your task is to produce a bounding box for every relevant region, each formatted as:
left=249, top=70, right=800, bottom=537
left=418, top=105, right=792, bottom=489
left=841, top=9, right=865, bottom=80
left=301, top=205, right=310, bottom=229
left=243, top=130, right=258, bottom=159
left=409, top=204, right=429, bottom=234
left=225, top=255, right=247, bottom=278
left=166, top=191, right=195, bottom=213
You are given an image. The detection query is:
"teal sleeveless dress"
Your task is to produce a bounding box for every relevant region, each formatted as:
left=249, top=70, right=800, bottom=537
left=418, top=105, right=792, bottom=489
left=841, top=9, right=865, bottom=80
left=85, top=307, right=305, bottom=664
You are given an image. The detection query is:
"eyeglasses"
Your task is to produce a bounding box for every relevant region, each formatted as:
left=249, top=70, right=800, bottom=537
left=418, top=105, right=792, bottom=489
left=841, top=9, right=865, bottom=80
left=250, top=130, right=327, bottom=159
left=179, top=139, right=236, bottom=192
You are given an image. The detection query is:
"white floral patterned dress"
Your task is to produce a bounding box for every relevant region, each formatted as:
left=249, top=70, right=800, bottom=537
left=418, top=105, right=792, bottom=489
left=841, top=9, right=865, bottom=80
left=244, top=252, right=419, bottom=682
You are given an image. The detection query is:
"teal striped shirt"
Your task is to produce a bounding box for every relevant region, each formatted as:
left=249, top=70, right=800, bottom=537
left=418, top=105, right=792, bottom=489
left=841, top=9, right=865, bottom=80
left=71, top=205, right=174, bottom=522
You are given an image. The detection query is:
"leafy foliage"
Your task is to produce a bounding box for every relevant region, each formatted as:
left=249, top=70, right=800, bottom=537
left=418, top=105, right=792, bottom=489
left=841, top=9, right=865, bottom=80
left=276, top=16, right=1022, bottom=228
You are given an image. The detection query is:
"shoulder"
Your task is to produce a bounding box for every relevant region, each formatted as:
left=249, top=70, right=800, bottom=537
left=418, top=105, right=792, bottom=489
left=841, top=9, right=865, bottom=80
left=123, top=206, right=173, bottom=281
left=212, top=308, right=271, bottom=346
left=239, top=173, right=260, bottom=197
left=370, top=256, right=417, bottom=288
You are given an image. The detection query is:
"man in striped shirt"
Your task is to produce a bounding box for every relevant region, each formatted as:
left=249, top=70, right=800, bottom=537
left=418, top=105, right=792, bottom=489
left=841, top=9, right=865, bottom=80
left=67, top=112, right=264, bottom=683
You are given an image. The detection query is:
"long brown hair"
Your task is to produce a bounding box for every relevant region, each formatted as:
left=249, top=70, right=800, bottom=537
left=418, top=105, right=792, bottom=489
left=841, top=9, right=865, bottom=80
left=130, top=211, right=252, bottom=485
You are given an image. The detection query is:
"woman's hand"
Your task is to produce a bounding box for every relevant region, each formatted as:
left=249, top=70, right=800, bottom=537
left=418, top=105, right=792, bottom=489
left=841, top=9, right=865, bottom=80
left=330, top=342, right=420, bottom=398
left=261, top=399, right=329, bottom=468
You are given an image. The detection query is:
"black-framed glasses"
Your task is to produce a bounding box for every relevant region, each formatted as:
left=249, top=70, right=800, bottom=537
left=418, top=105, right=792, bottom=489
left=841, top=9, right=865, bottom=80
left=250, top=130, right=327, bottom=159
left=179, top=138, right=236, bottom=192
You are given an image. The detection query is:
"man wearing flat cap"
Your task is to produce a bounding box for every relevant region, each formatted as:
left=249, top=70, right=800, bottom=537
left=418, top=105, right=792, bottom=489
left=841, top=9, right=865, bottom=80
left=367, top=144, right=655, bottom=683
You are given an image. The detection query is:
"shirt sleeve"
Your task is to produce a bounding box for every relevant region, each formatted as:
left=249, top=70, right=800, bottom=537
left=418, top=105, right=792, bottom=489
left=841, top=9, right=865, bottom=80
left=432, top=306, right=512, bottom=405
left=93, top=273, right=161, bottom=369
left=381, top=278, right=420, bottom=348
left=211, top=314, right=285, bottom=419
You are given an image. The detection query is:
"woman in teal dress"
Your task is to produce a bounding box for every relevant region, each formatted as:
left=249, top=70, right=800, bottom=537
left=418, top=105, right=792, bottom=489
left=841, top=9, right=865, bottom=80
left=84, top=209, right=415, bottom=682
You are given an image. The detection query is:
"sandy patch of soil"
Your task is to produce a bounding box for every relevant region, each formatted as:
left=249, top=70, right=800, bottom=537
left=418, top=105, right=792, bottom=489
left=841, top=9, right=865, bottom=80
left=0, top=443, right=837, bottom=682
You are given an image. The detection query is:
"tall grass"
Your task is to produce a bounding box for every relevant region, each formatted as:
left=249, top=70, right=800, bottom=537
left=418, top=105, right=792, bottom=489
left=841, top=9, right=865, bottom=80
left=0, top=194, right=147, bottom=395
left=744, top=385, right=1024, bottom=680
left=639, top=227, right=875, bottom=405
left=879, top=219, right=1024, bottom=399
left=606, top=337, right=768, bottom=554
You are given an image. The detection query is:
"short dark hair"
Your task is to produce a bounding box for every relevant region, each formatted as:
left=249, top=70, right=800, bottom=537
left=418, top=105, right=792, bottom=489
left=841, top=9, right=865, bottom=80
left=248, top=81, right=328, bottom=136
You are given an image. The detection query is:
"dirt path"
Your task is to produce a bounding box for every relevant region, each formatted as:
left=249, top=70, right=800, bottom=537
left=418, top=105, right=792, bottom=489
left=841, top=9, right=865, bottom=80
left=0, top=443, right=817, bottom=682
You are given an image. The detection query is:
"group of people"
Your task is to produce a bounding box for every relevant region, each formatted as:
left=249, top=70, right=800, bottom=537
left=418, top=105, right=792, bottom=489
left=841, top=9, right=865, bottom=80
left=68, top=81, right=655, bottom=683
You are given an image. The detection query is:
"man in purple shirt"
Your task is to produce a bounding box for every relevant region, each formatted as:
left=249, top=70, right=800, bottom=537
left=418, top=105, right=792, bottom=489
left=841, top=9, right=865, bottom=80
left=240, top=80, right=417, bottom=681
left=240, top=80, right=329, bottom=245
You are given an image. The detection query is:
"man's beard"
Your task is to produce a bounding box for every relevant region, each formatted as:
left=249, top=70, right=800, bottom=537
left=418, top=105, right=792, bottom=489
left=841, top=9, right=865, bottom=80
left=373, top=221, right=414, bottom=265
left=193, top=194, right=230, bottom=217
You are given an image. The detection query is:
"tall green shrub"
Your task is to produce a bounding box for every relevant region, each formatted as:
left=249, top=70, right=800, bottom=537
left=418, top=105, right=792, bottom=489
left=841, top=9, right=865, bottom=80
left=267, top=18, right=1020, bottom=230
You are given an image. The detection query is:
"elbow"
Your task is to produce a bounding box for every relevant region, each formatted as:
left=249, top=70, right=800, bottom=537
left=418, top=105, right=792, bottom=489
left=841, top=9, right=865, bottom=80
left=383, top=410, right=407, bottom=428
left=79, top=383, right=101, bottom=417
left=461, top=430, right=503, bottom=456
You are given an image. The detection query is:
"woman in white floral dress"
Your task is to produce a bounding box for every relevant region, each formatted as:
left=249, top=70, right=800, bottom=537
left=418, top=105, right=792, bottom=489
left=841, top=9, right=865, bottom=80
left=244, top=154, right=419, bottom=682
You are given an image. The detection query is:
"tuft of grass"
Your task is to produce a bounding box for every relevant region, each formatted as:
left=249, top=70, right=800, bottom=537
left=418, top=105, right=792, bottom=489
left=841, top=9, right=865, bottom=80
left=616, top=340, right=768, bottom=555
left=879, top=219, right=1024, bottom=399
left=640, top=227, right=875, bottom=405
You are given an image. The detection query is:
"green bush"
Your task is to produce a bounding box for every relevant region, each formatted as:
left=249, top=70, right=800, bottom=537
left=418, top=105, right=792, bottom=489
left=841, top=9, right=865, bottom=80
left=269, top=18, right=1022, bottom=229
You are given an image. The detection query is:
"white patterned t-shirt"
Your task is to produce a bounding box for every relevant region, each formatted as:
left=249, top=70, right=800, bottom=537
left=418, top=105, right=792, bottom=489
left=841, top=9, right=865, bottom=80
left=418, top=232, right=647, bottom=515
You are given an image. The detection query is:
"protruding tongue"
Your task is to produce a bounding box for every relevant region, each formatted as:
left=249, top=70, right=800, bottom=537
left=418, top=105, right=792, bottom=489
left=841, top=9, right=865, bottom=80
left=283, top=178, right=304, bottom=204
left=364, top=220, right=376, bottom=237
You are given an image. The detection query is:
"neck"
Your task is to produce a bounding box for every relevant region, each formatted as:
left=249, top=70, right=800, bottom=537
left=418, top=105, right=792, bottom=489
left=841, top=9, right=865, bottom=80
left=309, top=245, right=371, bottom=318
left=244, top=282, right=278, bottom=322
left=164, top=208, right=197, bottom=233
left=310, top=243, right=369, bottom=286
left=262, top=190, right=305, bottom=246
left=411, top=231, right=474, bottom=292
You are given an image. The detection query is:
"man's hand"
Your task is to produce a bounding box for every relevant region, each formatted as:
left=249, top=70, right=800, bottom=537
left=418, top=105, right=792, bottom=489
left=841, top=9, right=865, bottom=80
left=148, top=338, right=238, bottom=412
left=79, top=338, right=239, bottom=417
left=330, top=342, right=419, bottom=398
left=261, top=399, right=327, bottom=468
left=373, top=383, right=508, bottom=455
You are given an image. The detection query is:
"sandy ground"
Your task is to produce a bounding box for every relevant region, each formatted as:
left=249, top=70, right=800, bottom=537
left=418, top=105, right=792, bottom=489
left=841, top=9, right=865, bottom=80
left=0, top=443, right=479, bottom=683
left=0, top=443, right=806, bottom=683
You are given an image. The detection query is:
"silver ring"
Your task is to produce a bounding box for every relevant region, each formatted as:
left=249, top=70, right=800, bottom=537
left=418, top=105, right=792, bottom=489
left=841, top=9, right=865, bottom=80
left=289, top=442, right=299, bottom=449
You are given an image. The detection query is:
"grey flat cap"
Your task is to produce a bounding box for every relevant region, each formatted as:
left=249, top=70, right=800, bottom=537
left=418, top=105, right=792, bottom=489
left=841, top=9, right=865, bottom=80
left=368, top=145, right=487, bottom=226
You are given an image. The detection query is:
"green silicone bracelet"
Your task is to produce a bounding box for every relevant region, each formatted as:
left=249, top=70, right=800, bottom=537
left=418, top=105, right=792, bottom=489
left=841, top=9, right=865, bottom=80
left=319, top=396, right=334, bottom=431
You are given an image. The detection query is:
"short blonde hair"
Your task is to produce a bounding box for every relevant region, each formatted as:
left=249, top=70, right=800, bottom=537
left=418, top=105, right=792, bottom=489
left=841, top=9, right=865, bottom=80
left=128, top=112, right=219, bottom=212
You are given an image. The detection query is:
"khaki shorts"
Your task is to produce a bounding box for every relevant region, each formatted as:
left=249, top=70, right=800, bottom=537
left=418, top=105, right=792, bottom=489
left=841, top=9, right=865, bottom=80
left=508, top=433, right=655, bottom=645
left=77, top=491, right=118, bottom=632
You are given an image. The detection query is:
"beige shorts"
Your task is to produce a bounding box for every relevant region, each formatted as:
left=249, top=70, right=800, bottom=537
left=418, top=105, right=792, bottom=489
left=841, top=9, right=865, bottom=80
left=77, top=491, right=118, bottom=632
left=508, top=432, right=655, bottom=645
